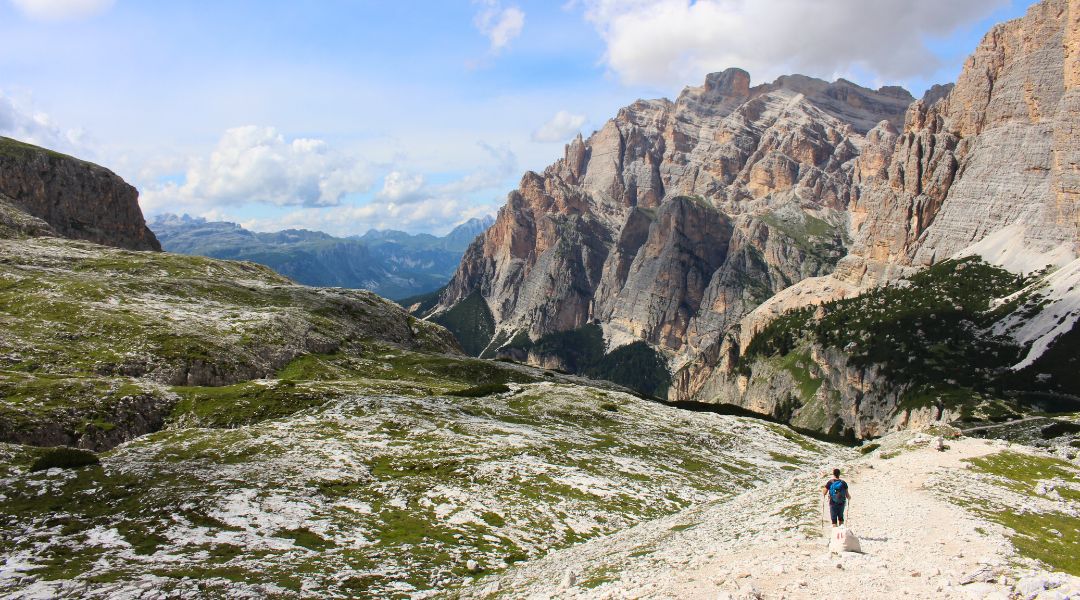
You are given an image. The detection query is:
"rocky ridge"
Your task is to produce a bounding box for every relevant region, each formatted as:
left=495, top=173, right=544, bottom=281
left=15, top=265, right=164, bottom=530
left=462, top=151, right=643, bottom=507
left=0, top=137, right=160, bottom=251
left=436, top=0, right=1080, bottom=436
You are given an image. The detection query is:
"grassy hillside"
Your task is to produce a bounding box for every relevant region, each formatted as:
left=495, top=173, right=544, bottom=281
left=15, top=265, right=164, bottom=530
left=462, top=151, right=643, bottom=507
left=0, top=225, right=839, bottom=598
left=0, top=233, right=458, bottom=450
left=495, top=324, right=673, bottom=397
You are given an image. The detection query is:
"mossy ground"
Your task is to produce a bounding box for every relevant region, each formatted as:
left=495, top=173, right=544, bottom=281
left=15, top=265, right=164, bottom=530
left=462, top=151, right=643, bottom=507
left=0, top=380, right=832, bottom=598
left=0, top=236, right=456, bottom=447
left=938, top=451, right=1080, bottom=577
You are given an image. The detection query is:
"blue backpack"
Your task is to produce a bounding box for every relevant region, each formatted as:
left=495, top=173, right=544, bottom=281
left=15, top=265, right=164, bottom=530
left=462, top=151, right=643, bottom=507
left=828, top=479, right=847, bottom=504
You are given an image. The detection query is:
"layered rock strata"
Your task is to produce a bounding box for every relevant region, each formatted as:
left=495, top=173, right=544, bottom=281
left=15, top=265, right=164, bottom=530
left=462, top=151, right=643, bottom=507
left=440, top=0, right=1080, bottom=435
left=0, top=136, right=160, bottom=251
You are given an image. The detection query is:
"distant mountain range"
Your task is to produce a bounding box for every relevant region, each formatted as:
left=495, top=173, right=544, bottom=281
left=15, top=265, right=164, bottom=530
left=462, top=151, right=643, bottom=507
left=149, top=214, right=493, bottom=299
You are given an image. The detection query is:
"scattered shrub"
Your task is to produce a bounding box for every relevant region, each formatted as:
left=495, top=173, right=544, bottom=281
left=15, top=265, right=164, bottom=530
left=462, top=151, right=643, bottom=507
left=858, top=443, right=881, bottom=455
left=29, top=447, right=100, bottom=472
left=447, top=383, right=511, bottom=397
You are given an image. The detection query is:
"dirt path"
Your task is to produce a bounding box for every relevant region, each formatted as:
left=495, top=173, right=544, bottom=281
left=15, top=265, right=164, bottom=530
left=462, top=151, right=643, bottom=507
left=458, top=435, right=1073, bottom=599
left=662, top=438, right=1012, bottom=599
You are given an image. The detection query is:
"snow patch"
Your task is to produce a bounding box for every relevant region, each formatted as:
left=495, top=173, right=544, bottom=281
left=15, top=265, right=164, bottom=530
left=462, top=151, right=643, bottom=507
left=992, top=257, right=1080, bottom=369
left=954, top=224, right=1075, bottom=275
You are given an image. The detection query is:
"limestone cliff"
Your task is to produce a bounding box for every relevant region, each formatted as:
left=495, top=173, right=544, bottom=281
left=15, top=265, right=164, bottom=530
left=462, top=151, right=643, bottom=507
left=440, top=0, right=1080, bottom=436
left=440, top=70, right=908, bottom=366
left=0, top=136, right=160, bottom=251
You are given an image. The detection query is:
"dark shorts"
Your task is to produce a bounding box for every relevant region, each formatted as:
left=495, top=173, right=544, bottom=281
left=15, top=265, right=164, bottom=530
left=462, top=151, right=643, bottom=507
left=829, top=501, right=846, bottom=524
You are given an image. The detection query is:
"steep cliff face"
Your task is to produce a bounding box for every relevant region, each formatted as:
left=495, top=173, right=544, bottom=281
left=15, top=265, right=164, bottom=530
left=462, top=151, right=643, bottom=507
left=676, top=0, right=1080, bottom=435
left=845, top=0, right=1079, bottom=280
left=440, top=0, right=1079, bottom=436
left=440, top=69, right=910, bottom=361
left=0, top=136, right=160, bottom=251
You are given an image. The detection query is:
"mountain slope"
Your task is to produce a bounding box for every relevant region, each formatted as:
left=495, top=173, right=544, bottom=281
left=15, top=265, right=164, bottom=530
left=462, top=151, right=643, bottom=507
left=434, top=0, right=1080, bottom=436
left=0, top=165, right=845, bottom=598
left=151, top=215, right=494, bottom=300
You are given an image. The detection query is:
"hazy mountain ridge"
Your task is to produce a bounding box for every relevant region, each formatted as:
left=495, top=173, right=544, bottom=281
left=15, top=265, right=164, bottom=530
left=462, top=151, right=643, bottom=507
left=150, top=214, right=494, bottom=300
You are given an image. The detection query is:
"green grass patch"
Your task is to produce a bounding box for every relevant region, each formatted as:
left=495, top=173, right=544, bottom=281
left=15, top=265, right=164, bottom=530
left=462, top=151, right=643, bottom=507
left=276, top=527, right=335, bottom=551
left=447, top=383, right=511, bottom=397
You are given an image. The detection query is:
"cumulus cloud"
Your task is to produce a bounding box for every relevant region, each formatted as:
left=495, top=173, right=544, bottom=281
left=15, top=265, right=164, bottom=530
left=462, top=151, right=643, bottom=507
left=576, top=0, right=1010, bottom=88
left=9, top=0, right=115, bottom=21
left=376, top=171, right=427, bottom=203
left=474, top=0, right=525, bottom=54
left=0, top=91, right=90, bottom=155
left=145, top=137, right=514, bottom=236
left=140, top=126, right=372, bottom=213
left=373, top=143, right=517, bottom=207
left=532, top=110, right=587, bottom=143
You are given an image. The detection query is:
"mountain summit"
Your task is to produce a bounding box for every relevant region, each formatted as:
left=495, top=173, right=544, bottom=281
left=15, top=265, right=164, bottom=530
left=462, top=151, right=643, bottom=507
left=432, top=0, right=1080, bottom=437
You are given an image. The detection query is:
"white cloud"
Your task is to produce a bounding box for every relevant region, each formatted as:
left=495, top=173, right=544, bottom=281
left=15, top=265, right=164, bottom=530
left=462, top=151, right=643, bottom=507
left=577, top=0, right=1010, bottom=88
left=143, top=136, right=513, bottom=236
left=9, top=0, right=115, bottom=21
left=0, top=91, right=91, bottom=155
left=374, top=143, right=518, bottom=206
left=532, top=110, right=587, bottom=143
left=376, top=171, right=426, bottom=203
left=474, top=0, right=525, bottom=54
left=140, top=126, right=372, bottom=214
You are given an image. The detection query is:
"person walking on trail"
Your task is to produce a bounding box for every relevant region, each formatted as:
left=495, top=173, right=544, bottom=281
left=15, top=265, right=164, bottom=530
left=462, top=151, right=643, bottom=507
left=823, top=468, right=850, bottom=527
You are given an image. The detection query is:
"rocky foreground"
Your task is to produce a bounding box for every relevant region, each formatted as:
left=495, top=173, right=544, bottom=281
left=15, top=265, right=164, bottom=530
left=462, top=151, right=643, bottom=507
left=456, top=428, right=1080, bottom=600
left=0, top=382, right=841, bottom=599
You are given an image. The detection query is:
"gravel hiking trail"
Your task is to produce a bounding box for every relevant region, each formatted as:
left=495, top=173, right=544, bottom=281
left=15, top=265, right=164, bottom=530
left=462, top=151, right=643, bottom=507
left=458, top=436, right=1079, bottom=599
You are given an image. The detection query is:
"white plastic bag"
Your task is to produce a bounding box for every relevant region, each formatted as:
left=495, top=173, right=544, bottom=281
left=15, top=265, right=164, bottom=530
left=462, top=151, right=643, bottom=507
left=829, top=525, right=862, bottom=553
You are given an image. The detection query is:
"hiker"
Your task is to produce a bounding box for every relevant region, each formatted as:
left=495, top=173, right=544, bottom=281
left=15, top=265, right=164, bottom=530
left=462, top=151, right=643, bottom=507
left=823, top=468, right=850, bottom=527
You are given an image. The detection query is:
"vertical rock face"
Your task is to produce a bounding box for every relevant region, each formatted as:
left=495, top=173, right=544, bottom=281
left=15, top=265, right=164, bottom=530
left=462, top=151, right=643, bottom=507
left=0, top=137, right=161, bottom=251
left=673, top=0, right=1080, bottom=435
left=846, top=0, right=1079, bottom=279
left=440, top=69, right=912, bottom=360
left=441, top=0, right=1079, bottom=435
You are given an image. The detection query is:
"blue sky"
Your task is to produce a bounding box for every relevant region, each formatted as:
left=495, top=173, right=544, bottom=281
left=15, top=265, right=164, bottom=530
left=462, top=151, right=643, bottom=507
left=0, top=0, right=1039, bottom=235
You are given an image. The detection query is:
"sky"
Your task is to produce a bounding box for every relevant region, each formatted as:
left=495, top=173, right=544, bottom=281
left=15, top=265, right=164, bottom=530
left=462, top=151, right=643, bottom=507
left=0, top=0, right=1040, bottom=236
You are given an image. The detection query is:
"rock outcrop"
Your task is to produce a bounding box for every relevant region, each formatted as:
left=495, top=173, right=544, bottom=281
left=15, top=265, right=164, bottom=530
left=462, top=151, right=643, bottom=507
left=843, top=0, right=1079, bottom=279
left=439, top=0, right=1080, bottom=436
left=0, top=136, right=160, bottom=251
left=441, top=69, right=906, bottom=363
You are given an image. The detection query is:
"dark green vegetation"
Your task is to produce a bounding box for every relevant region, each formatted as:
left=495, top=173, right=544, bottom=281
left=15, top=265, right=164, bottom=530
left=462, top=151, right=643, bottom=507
left=447, top=383, right=512, bottom=397
left=150, top=214, right=491, bottom=300
left=496, top=324, right=673, bottom=397
left=431, top=290, right=496, bottom=356
left=740, top=258, right=1077, bottom=419
left=398, top=284, right=445, bottom=316
left=28, top=447, right=100, bottom=472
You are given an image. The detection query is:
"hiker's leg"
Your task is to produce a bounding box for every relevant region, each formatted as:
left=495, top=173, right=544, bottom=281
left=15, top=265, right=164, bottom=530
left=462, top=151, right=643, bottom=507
left=837, top=503, right=845, bottom=525
left=829, top=502, right=839, bottom=526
